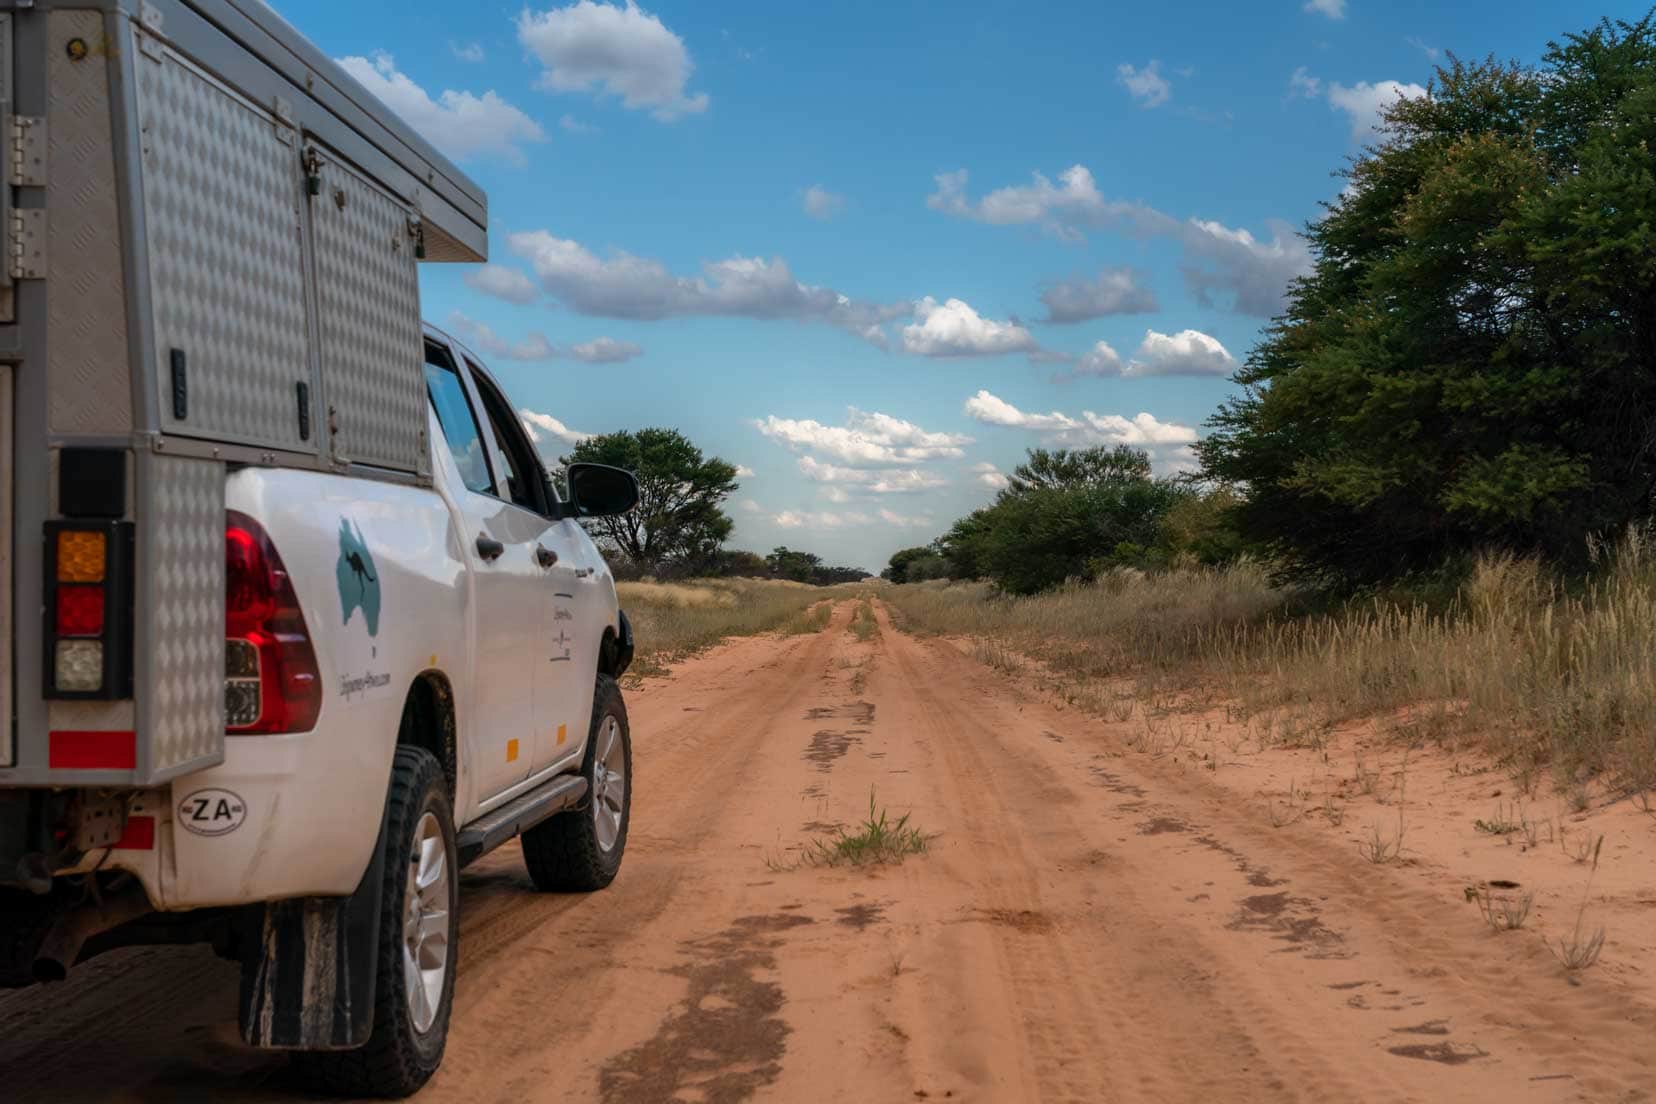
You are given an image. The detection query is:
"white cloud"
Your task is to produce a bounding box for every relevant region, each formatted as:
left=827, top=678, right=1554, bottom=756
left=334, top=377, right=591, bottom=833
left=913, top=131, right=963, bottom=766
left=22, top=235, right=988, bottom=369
left=336, top=52, right=544, bottom=165
left=963, top=391, right=1080, bottom=433
left=1068, top=329, right=1236, bottom=380
left=927, top=165, right=1172, bottom=242
left=734, top=464, right=756, bottom=478
left=1075, top=341, right=1125, bottom=377
left=465, top=264, right=541, bottom=305
left=802, top=185, right=845, bottom=221
left=447, top=314, right=643, bottom=365
left=505, top=231, right=906, bottom=344
left=1116, top=60, right=1171, bottom=108
left=878, top=509, right=933, bottom=528
left=972, top=462, right=1011, bottom=491
left=452, top=42, right=485, bottom=63
left=1040, top=268, right=1159, bottom=322
left=796, top=457, right=945, bottom=494
left=447, top=312, right=557, bottom=361
left=517, top=1, right=708, bottom=121
left=569, top=337, right=642, bottom=363
left=1287, top=66, right=1322, bottom=100
left=773, top=509, right=871, bottom=530
left=1407, top=36, right=1441, bottom=62
left=902, top=297, right=1039, bottom=357
left=559, top=113, right=597, bottom=134
left=519, top=409, right=592, bottom=456
left=1304, top=0, right=1346, bottom=19
left=737, top=498, right=763, bottom=513
left=1129, top=329, right=1236, bottom=376
left=962, top=391, right=1198, bottom=471
left=755, top=409, right=971, bottom=466
left=1180, top=218, right=1313, bottom=316
left=1327, top=79, right=1429, bottom=141
left=929, top=164, right=1310, bottom=316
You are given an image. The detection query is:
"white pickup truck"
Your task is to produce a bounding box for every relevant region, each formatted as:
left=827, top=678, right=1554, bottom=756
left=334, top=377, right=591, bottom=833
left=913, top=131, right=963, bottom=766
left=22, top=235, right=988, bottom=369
left=0, top=1, right=638, bottom=1097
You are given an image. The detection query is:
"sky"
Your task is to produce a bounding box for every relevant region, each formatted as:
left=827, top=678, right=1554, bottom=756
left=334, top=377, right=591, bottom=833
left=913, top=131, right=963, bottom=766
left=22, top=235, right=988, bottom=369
left=273, top=0, right=1637, bottom=573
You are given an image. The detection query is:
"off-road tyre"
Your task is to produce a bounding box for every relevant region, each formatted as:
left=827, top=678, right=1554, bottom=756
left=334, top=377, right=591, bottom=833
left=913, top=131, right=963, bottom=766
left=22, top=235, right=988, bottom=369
left=0, top=888, right=60, bottom=989
left=291, top=747, right=458, bottom=1099
left=522, top=674, right=631, bottom=892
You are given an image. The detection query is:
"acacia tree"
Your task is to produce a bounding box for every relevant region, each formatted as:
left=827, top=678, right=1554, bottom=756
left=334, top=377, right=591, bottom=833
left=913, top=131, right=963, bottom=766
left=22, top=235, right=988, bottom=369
left=562, top=428, right=738, bottom=572
left=1005, top=445, right=1152, bottom=494
left=1199, top=14, right=1656, bottom=582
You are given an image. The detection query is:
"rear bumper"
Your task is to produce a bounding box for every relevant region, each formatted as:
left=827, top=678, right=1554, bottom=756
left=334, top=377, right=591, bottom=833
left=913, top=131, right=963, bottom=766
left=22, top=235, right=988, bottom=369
left=19, top=720, right=393, bottom=910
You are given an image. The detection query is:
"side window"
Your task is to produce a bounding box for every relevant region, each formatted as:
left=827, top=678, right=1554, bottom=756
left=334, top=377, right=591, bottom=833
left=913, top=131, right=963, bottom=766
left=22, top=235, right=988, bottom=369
left=466, top=359, right=547, bottom=515
left=423, top=343, right=495, bottom=496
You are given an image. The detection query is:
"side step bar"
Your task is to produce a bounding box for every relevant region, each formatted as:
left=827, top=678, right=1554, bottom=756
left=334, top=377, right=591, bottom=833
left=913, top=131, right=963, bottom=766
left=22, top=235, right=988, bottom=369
left=456, top=774, right=587, bottom=867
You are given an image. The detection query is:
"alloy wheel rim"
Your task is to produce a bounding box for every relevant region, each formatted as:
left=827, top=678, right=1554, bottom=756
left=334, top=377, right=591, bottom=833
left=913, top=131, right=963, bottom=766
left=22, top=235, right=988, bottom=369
left=402, top=810, right=450, bottom=1034
left=592, top=715, right=626, bottom=852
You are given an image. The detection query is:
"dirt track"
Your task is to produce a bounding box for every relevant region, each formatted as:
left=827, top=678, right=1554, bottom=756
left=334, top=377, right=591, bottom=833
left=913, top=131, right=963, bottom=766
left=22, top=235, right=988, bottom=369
left=3, top=599, right=1653, bottom=1102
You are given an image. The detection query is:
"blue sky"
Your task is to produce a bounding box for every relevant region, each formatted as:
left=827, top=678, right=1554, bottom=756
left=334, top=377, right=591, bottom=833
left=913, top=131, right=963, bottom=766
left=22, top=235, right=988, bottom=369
left=277, top=0, right=1636, bottom=572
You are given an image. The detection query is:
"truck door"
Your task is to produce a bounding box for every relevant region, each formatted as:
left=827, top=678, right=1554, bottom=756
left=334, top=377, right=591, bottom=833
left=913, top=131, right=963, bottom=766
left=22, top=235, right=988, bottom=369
left=458, top=359, right=594, bottom=777
left=422, top=340, right=537, bottom=805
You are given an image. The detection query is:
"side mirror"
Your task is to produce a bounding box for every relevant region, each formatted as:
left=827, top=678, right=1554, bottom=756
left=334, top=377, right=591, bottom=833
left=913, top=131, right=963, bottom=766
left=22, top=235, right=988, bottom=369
left=566, top=462, right=639, bottom=518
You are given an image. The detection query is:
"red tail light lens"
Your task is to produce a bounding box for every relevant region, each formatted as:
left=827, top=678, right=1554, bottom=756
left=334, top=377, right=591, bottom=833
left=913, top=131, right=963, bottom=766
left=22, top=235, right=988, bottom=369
left=225, top=511, right=321, bottom=734
left=55, top=585, right=106, bottom=637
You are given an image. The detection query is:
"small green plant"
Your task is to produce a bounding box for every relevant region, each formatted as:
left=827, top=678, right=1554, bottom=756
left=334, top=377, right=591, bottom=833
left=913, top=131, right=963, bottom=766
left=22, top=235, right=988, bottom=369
left=803, top=790, right=929, bottom=868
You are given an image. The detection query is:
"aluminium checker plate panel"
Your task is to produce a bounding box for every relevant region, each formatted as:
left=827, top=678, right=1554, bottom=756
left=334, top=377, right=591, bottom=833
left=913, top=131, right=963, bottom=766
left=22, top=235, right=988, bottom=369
left=47, top=9, right=133, bottom=437
left=134, top=28, right=316, bottom=455
left=309, top=147, right=427, bottom=477
left=134, top=451, right=225, bottom=783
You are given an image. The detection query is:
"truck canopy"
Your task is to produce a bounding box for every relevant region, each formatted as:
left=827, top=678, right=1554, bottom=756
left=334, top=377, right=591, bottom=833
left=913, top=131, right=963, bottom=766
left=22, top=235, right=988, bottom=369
left=1, top=0, right=490, bottom=784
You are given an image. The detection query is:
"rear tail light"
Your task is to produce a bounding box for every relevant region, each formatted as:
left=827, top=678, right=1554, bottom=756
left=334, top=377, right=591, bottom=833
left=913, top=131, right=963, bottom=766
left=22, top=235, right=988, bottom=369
left=224, top=512, right=321, bottom=734
left=44, top=522, right=133, bottom=699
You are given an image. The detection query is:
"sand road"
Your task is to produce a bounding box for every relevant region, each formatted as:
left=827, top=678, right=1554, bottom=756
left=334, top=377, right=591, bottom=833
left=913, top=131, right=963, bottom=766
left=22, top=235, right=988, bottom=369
left=1, top=600, right=1650, bottom=1102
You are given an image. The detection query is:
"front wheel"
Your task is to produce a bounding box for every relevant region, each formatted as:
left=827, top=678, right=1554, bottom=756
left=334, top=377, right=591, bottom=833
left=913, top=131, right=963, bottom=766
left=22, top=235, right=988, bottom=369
left=522, top=675, right=631, bottom=892
left=292, top=746, right=458, bottom=1098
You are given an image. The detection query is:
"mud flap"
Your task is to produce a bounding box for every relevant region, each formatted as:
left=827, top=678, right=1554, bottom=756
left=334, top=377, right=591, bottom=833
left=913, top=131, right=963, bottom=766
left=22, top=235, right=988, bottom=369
left=237, top=799, right=391, bottom=1050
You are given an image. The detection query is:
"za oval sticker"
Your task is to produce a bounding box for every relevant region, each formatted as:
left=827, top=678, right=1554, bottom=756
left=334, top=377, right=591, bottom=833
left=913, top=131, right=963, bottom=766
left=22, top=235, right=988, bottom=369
left=177, top=789, right=247, bottom=837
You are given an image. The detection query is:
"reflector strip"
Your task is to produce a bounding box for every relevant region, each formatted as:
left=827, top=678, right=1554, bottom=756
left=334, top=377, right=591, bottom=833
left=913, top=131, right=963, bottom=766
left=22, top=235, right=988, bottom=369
left=113, top=815, right=155, bottom=851
left=48, top=730, right=136, bottom=770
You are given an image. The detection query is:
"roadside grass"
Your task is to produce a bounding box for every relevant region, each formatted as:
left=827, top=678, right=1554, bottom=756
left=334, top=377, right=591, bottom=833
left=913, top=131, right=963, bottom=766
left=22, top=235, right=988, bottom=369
left=784, top=600, right=835, bottom=635
left=882, top=530, right=1656, bottom=799
left=619, top=577, right=840, bottom=677
left=850, top=597, right=878, bottom=642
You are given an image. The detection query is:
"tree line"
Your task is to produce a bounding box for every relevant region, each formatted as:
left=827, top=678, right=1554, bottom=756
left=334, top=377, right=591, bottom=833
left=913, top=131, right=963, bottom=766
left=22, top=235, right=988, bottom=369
left=895, top=14, right=1656, bottom=594
left=561, top=427, right=868, bottom=585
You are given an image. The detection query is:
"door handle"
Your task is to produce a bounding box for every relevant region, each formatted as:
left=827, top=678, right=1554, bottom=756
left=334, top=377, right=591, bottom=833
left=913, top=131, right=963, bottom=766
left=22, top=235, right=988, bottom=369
left=535, top=544, right=558, bottom=569
left=475, top=534, right=505, bottom=562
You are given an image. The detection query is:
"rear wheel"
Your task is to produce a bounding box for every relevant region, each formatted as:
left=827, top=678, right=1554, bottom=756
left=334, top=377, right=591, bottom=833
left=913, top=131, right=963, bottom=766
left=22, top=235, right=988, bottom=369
left=522, top=675, right=631, bottom=892
left=292, top=746, right=457, bottom=1098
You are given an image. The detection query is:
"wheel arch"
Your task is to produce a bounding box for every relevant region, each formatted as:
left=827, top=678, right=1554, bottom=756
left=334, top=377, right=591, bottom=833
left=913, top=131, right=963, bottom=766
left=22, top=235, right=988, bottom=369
left=596, top=609, right=634, bottom=679
left=398, top=671, right=458, bottom=804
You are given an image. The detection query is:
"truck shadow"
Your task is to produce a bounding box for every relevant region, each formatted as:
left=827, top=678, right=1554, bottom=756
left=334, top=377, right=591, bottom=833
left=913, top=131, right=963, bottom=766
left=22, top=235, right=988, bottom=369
left=0, top=859, right=578, bottom=1103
